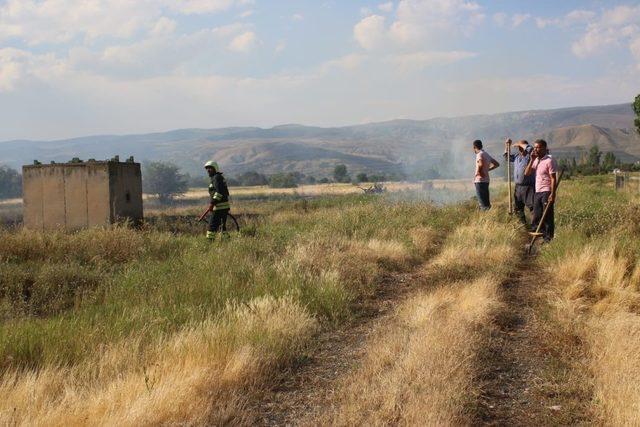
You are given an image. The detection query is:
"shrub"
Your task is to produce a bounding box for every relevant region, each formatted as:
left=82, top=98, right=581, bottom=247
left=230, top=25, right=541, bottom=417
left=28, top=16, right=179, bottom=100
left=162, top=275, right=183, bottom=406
left=143, top=161, right=188, bottom=203
left=0, top=165, right=21, bottom=199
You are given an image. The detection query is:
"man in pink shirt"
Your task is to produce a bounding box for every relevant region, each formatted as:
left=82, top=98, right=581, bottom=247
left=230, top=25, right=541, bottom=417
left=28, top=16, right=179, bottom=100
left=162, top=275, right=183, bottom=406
left=524, top=139, right=558, bottom=242
left=473, top=139, right=500, bottom=210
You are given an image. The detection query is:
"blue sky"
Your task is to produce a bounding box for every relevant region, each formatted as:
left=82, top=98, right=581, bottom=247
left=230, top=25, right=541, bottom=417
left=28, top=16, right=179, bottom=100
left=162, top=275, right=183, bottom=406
left=0, top=0, right=639, bottom=140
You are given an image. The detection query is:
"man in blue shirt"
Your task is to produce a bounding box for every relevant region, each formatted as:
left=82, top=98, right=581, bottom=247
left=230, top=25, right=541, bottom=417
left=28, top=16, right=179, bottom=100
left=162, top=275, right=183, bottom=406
left=504, top=139, right=534, bottom=224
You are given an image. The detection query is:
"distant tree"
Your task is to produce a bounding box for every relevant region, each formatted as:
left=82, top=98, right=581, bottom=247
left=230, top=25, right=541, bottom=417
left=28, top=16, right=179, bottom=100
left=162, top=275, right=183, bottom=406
left=318, top=177, right=330, bottom=184
left=225, top=176, right=241, bottom=186
left=0, top=165, right=21, bottom=199
left=558, top=158, right=573, bottom=178
left=356, top=172, right=369, bottom=183
left=634, top=94, right=640, bottom=134
left=304, top=175, right=317, bottom=184
left=423, top=166, right=441, bottom=180
left=184, top=173, right=208, bottom=188
left=268, top=173, right=299, bottom=188
left=587, top=145, right=602, bottom=172
left=333, top=164, right=350, bottom=183
left=602, top=152, right=617, bottom=172
left=369, top=174, right=387, bottom=182
left=237, top=171, right=268, bottom=186
left=289, top=171, right=306, bottom=183
left=143, top=161, right=188, bottom=204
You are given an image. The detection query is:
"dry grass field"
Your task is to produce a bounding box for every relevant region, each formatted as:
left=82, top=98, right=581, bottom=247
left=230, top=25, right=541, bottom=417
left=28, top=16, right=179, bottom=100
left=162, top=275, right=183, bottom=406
left=1, top=176, right=639, bottom=425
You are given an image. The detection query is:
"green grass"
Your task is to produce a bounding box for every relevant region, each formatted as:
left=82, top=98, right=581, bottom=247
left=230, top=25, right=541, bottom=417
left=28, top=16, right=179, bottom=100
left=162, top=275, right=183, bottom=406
left=540, top=175, right=640, bottom=263
left=0, top=193, right=474, bottom=372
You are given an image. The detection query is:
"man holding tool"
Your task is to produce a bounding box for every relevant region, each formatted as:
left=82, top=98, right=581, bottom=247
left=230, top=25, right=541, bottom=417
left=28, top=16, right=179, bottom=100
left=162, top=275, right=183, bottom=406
left=201, top=160, right=231, bottom=241
left=524, top=139, right=557, bottom=242
left=504, top=139, right=534, bottom=225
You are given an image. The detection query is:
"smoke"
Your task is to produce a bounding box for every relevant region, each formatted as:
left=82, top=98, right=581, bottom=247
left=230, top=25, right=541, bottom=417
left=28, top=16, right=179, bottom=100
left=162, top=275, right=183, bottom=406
left=399, top=137, right=476, bottom=181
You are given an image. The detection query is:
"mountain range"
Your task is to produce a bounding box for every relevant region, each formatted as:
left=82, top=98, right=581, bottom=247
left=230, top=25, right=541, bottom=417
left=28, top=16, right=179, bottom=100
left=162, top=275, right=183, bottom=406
left=2, top=103, right=638, bottom=178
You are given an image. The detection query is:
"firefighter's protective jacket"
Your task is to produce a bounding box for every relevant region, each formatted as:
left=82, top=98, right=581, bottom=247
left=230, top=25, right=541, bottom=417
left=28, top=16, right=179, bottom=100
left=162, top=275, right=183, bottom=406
left=208, top=172, right=230, bottom=210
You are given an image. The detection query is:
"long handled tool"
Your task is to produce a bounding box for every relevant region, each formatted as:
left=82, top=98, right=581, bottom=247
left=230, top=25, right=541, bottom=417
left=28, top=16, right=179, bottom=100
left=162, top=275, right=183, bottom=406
left=198, top=206, right=212, bottom=222
left=526, top=168, right=564, bottom=254
left=507, top=141, right=513, bottom=214
left=198, top=207, right=241, bottom=232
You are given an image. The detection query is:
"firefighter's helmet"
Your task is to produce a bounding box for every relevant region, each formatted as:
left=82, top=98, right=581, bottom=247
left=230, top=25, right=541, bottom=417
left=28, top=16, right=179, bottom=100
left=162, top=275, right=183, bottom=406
left=204, top=160, right=219, bottom=171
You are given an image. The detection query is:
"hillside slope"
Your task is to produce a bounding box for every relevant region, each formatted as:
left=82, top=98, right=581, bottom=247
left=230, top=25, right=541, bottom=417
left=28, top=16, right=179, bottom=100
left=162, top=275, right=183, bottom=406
left=1, top=103, right=637, bottom=177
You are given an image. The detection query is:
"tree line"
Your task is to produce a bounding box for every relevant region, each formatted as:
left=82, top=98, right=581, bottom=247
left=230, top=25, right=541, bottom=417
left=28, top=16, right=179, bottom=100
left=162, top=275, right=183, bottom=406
left=559, top=145, right=640, bottom=177
left=142, top=161, right=407, bottom=202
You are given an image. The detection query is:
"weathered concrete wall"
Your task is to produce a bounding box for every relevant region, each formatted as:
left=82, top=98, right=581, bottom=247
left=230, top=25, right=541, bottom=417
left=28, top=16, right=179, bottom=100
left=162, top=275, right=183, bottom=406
left=22, top=161, right=142, bottom=230
left=87, top=163, right=112, bottom=227
left=109, top=162, right=143, bottom=224
left=22, top=166, right=45, bottom=230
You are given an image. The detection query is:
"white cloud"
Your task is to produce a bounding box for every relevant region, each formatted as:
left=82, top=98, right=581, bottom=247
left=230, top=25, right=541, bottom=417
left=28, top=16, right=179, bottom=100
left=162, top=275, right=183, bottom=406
left=354, top=15, right=387, bottom=50
left=239, top=9, right=255, bottom=18
left=0, top=48, right=66, bottom=92
left=150, top=17, right=177, bottom=37
left=536, top=9, right=596, bottom=29
left=275, top=41, right=286, bottom=53
left=392, top=0, right=483, bottom=44
left=228, top=31, right=258, bottom=53
left=571, top=5, right=640, bottom=59
left=629, top=37, right=640, bottom=68
left=378, top=2, right=394, bottom=13
left=531, top=5, right=639, bottom=67
left=511, top=13, right=530, bottom=28
left=322, top=54, right=366, bottom=71
left=0, top=0, right=250, bottom=45
left=491, top=12, right=530, bottom=29
left=292, top=13, right=304, bottom=21
left=65, top=23, right=254, bottom=79
left=0, top=0, right=157, bottom=44
left=0, top=49, right=28, bottom=91
left=389, top=50, right=477, bottom=70
left=354, top=0, right=484, bottom=50
left=493, top=13, right=507, bottom=27
left=165, top=0, right=237, bottom=15
left=565, top=10, right=596, bottom=26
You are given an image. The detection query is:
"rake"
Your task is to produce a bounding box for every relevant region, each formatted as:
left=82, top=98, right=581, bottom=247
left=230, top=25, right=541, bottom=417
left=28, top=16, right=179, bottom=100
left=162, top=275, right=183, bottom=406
left=526, top=167, right=564, bottom=255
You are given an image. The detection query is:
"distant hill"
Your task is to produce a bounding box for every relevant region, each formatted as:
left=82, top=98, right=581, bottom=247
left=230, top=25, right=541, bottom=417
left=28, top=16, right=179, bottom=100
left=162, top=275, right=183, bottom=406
left=1, top=103, right=638, bottom=178
left=541, top=124, right=640, bottom=162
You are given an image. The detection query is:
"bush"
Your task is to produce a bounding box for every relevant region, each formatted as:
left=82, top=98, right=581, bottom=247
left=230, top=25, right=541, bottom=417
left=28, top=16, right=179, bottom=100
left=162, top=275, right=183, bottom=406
left=269, top=173, right=299, bottom=188
left=0, top=165, right=21, bottom=199
left=334, top=164, right=350, bottom=183
left=237, top=171, right=269, bottom=186
left=356, top=173, right=369, bottom=183
left=143, top=162, right=188, bottom=203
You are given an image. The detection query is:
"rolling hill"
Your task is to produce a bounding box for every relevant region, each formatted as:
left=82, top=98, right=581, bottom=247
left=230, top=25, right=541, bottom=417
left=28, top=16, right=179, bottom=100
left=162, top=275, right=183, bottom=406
left=1, top=103, right=638, bottom=178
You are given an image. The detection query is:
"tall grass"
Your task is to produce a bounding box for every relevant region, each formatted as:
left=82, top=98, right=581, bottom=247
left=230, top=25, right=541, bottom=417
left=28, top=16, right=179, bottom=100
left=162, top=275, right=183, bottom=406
left=1, top=296, right=316, bottom=425
left=315, top=214, right=520, bottom=425
left=541, top=176, right=640, bottom=424
left=1, top=194, right=470, bottom=424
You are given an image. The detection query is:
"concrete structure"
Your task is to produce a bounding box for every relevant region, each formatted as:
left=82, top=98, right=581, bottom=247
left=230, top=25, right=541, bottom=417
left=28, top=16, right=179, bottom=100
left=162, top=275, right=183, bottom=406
left=22, top=158, right=143, bottom=230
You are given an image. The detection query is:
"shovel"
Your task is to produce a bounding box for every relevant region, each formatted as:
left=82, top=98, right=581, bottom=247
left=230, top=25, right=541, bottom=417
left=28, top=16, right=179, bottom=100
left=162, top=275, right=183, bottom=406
left=526, top=167, right=564, bottom=255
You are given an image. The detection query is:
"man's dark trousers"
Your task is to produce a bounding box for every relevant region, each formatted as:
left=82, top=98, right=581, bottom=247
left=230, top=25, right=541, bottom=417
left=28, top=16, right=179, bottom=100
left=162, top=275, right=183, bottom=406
left=475, top=182, right=491, bottom=210
left=531, top=191, right=554, bottom=241
left=209, top=209, right=229, bottom=233
left=514, top=184, right=534, bottom=224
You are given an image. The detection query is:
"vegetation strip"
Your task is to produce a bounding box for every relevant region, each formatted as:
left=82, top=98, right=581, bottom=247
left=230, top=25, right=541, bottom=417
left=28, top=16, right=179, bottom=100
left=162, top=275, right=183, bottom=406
left=299, top=216, right=520, bottom=425
left=1, top=195, right=470, bottom=425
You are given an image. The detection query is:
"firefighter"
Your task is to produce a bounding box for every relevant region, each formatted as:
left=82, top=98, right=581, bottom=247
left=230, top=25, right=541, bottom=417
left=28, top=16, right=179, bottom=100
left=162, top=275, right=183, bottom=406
left=204, top=161, right=230, bottom=240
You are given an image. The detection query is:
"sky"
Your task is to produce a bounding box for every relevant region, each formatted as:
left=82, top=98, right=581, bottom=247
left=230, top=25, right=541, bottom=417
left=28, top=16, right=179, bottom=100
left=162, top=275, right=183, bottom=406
left=0, top=0, right=639, bottom=140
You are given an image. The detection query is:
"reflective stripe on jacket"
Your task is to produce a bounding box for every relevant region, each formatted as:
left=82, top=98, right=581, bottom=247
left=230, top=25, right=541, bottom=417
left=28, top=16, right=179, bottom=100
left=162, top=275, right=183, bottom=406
left=208, top=172, right=230, bottom=210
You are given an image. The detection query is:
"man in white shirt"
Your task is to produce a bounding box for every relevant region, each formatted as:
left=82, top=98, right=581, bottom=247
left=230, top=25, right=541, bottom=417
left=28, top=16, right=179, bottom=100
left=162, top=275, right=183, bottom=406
left=473, top=139, right=500, bottom=210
